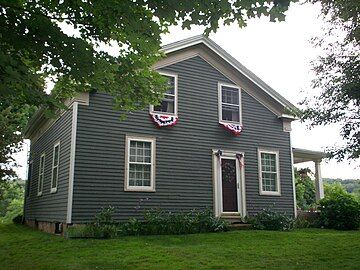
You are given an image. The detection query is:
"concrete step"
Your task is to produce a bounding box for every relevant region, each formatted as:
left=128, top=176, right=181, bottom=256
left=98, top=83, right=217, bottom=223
left=228, top=223, right=252, bottom=230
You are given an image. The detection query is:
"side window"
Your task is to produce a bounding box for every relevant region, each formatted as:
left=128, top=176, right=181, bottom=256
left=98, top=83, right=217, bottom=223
left=26, top=161, right=33, bottom=197
left=151, top=73, right=177, bottom=116
left=258, top=149, right=281, bottom=196
left=219, top=84, right=241, bottom=123
left=38, top=153, right=45, bottom=196
left=51, top=142, right=60, bottom=193
left=125, top=136, right=156, bottom=192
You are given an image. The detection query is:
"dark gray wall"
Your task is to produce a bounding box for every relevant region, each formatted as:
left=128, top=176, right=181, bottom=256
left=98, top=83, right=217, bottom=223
left=72, top=56, right=294, bottom=223
left=24, top=109, right=72, bottom=222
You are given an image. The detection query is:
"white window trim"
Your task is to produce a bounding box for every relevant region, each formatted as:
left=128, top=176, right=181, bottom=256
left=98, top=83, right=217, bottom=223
left=124, top=135, right=156, bottom=192
left=212, top=150, right=246, bottom=218
left=149, top=71, right=178, bottom=117
left=258, top=149, right=281, bottom=196
left=51, top=141, right=60, bottom=193
left=218, top=82, right=242, bottom=125
left=37, top=153, right=45, bottom=196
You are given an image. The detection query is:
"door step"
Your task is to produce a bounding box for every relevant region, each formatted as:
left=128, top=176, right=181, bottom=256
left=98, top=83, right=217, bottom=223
left=228, top=223, right=252, bottom=230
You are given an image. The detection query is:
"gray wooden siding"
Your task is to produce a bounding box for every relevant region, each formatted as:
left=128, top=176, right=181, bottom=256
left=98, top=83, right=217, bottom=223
left=24, top=108, right=72, bottom=222
left=72, top=56, right=294, bottom=223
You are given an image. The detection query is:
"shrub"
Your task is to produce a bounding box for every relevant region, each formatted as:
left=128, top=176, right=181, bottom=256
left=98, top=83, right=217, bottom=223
left=294, top=212, right=320, bottom=228
left=319, top=192, right=360, bottom=230
left=249, top=209, right=294, bottom=231
left=119, top=218, right=143, bottom=236
left=120, top=208, right=229, bottom=236
left=67, top=206, right=118, bottom=238
left=12, top=214, right=23, bottom=224
left=67, top=207, right=228, bottom=238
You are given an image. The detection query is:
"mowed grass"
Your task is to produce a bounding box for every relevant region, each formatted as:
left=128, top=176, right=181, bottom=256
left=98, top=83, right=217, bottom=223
left=0, top=224, right=359, bottom=270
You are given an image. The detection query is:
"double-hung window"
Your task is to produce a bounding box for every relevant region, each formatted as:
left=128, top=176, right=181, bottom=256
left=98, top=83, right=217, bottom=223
left=125, top=136, right=156, bottom=192
left=258, top=149, right=281, bottom=195
left=51, top=142, right=60, bottom=193
left=38, top=153, right=45, bottom=196
left=151, top=73, right=177, bottom=116
left=219, top=83, right=241, bottom=123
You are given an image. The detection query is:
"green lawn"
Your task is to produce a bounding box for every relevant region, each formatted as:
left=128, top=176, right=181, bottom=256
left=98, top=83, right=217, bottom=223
left=1, top=224, right=359, bottom=270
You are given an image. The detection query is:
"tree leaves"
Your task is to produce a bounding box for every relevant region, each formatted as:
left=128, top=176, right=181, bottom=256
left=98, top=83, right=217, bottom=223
left=301, top=0, right=360, bottom=161
left=0, top=0, right=294, bottom=179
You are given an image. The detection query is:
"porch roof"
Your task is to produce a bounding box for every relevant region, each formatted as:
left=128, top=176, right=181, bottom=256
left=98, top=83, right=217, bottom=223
left=292, top=147, right=327, bottom=164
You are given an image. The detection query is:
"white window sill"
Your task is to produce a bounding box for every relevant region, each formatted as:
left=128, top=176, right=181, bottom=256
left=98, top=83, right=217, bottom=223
left=124, top=187, right=155, bottom=192
left=150, top=111, right=178, bottom=117
left=219, top=120, right=241, bottom=125
left=260, top=191, right=281, bottom=196
left=50, top=188, right=57, bottom=194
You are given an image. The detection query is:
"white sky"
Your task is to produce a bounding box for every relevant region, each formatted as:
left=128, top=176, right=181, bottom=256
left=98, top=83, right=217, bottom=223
left=13, top=2, right=359, bottom=180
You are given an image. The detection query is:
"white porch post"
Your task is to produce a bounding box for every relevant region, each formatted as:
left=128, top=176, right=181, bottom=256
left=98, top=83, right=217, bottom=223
left=314, top=160, right=324, bottom=201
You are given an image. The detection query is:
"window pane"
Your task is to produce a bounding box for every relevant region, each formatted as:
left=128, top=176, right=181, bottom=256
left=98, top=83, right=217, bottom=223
left=222, top=104, right=240, bottom=122
left=153, top=95, right=175, bottom=114
left=52, top=167, right=58, bottom=188
left=40, top=156, right=45, bottom=174
left=222, top=86, right=239, bottom=105
left=165, top=76, right=175, bottom=95
left=129, top=163, right=151, bottom=187
left=54, top=145, right=59, bottom=165
left=129, top=141, right=152, bottom=163
left=261, top=153, right=276, bottom=172
left=262, top=172, right=277, bottom=192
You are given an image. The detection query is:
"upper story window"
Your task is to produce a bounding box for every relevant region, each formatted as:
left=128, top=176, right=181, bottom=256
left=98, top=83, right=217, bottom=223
left=125, top=136, right=156, bottom=192
left=51, top=142, right=60, bottom=193
left=219, top=83, right=241, bottom=123
left=150, top=72, right=178, bottom=116
left=26, top=160, right=33, bottom=197
left=37, top=153, right=45, bottom=196
left=258, top=149, right=281, bottom=196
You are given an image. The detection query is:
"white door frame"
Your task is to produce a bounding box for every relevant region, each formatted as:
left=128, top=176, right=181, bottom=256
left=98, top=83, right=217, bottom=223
left=212, top=149, right=246, bottom=218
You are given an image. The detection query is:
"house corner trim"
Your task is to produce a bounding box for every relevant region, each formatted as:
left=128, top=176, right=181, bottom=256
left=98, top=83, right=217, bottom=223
left=66, top=102, right=78, bottom=224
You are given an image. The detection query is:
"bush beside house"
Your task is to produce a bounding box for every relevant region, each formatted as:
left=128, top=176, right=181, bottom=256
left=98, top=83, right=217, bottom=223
left=319, top=190, right=360, bottom=230
left=66, top=207, right=229, bottom=238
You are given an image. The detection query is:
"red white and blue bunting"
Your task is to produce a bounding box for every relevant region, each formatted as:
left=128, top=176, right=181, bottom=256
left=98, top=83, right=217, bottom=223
left=220, top=122, right=243, bottom=135
left=150, top=113, right=178, bottom=127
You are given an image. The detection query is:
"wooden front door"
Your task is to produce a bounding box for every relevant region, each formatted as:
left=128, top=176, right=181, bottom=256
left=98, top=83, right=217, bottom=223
left=221, top=158, right=238, bottom=212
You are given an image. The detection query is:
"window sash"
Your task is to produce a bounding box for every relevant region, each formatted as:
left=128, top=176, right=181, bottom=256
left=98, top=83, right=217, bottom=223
left=51, top=143, right=60, bottom=192
left=262, top=172, right=277, bottom=192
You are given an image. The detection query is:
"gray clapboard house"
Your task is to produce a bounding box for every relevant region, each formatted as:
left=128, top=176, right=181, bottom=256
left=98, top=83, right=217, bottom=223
left=23, top=36, right=325, bottom=233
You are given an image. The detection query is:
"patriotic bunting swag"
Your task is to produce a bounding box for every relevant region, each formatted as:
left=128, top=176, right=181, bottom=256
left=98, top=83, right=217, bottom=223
left=151, top=113, right=178, bottom=127
left=220, top=122, right=243, bottom=135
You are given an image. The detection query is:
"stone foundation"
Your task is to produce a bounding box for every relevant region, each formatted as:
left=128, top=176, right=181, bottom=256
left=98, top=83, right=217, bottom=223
left=25, top=219, right=66, bottom=235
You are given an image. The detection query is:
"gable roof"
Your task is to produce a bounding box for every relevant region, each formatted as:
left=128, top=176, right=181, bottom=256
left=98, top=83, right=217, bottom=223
left=160, top=35, right=297, bottom=115
left=25, top=35, right=298, bottom=140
